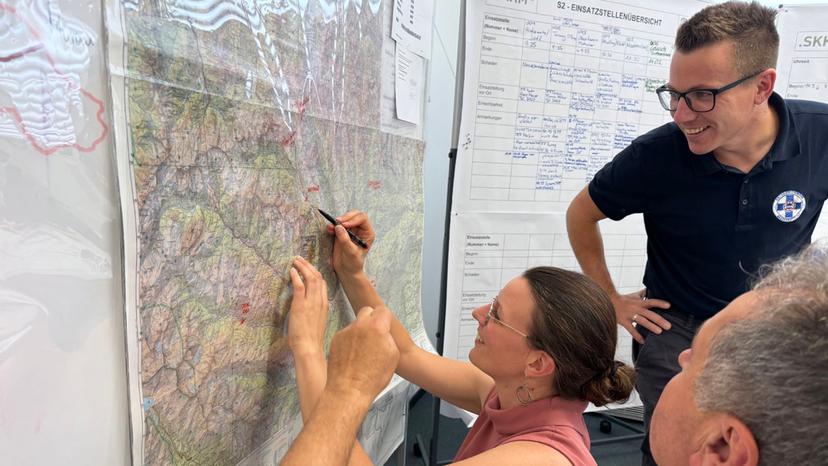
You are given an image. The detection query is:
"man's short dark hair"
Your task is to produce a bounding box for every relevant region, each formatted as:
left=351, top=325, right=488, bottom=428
left=675, top=1, right=779, bottom=76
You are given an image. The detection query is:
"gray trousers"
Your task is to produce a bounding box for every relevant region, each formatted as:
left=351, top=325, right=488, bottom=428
left=633, top=308, right=705, bottom=466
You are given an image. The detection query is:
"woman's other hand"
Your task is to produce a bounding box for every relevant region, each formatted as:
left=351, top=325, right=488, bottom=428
left=287, top=256, right=329, bottom=356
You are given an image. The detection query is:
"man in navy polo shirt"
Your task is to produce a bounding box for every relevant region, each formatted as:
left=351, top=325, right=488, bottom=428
left=566, top=2, right=828, bottom=465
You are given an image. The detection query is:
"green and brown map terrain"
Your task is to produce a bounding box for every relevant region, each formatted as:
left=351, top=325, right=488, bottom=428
left=114, top=1, right=424, bottom=464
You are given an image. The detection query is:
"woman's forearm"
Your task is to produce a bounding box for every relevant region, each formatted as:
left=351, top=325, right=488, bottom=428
left=339, top=272, right=417, bottom=359
left=293, top=350, right=327, bottom=422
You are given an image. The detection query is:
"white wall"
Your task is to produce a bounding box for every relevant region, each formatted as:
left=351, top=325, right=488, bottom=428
left=420, top=1, right=463, bottom=345
left=759, top=0, right=826, bottom=4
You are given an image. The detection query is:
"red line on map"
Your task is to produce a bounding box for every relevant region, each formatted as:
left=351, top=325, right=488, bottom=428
left=0, top=3, right=109, bottom=156
left=0, top=43, right=43, bottom=62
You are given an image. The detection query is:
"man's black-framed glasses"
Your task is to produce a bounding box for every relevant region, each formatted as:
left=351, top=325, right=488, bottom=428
left=655, top=70, right=763, bottom=113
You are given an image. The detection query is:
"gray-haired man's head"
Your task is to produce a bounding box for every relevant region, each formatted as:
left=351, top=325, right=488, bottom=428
left=651, top=242, right=828, bottom=466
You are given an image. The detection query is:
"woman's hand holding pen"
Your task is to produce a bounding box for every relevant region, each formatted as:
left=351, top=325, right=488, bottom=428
left=328, top=210, right=376, bottom=278
left=288, top=256, right=329, bottom=357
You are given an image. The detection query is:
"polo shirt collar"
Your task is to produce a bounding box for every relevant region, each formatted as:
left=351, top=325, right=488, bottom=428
left=689, top=92, right=801, bottom=176
left=693, top=149, right=725, bottom=176
left=764, top=92, right=800, bottom=164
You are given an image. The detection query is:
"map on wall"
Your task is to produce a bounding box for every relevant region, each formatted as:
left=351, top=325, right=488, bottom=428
left=106, top=1, right=427, bottom=464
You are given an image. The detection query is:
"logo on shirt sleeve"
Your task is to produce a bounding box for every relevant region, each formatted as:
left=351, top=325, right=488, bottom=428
left=772, top=190, right=806, bottom=222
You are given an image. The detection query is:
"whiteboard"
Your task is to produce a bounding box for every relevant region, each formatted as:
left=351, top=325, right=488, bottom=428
left=0, top=1, right=130, bottom=464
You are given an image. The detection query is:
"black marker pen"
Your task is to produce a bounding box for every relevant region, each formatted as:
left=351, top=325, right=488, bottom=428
left=317, top=208, right=369, bottom=249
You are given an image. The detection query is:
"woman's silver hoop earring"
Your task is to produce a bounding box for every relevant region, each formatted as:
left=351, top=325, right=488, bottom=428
left=515, top=385, right=534, bottom=406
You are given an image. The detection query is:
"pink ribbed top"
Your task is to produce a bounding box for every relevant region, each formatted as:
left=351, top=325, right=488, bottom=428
left=454, top=388, right=595, bottom=466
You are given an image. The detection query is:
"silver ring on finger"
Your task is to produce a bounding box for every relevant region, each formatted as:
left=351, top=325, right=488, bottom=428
left=632, top=313, right=639, bottom=327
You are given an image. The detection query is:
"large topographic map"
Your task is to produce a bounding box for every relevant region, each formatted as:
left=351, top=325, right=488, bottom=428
left=107, top=1, right=425, bottom=464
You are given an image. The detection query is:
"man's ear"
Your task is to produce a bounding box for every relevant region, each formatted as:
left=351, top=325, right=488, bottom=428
left=696, top=416, right=759, bottom=466
left=754, top=68, right=776, bottom=104
left=525, top=351, right=556, bottom=378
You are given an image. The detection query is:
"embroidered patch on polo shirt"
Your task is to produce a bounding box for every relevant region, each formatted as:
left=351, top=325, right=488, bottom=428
left=772, top=190, right=806, bottom=222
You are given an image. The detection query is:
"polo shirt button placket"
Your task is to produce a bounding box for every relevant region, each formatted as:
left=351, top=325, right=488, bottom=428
left=740, top=175, right=752, bottom=213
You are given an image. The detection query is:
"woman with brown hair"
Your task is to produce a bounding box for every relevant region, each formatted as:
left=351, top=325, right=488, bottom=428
left=288, top=211, right=635, bottom=466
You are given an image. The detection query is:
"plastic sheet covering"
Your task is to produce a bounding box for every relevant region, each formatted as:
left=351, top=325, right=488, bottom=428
left=0, top=0, right=129, bottom=464
left=105, top=0, right=427, bottom=464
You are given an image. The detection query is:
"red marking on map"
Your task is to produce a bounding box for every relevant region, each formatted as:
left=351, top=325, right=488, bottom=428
left=0, top=3, right=108, bottom=156
left=295, top=96, right=310, bottom=114
left=368, top=180, right=381, bottom=190
left=280, top=129, right=297, bottom=147
left=241, top=303, right=250, bottom=314
left=279, top=96, right=311, bottom=148
left=307, top=185, right=320, bottom=192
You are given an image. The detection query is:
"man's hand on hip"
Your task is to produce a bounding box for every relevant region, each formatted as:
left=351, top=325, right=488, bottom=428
left=612, top=289, right=672, bottom=343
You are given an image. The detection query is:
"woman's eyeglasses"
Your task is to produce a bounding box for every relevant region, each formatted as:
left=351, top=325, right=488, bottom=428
left=486, top=298, right=529, bottom=339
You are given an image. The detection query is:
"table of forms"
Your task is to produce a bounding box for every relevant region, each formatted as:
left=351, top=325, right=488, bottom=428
left=776, top=6, right=828, bottom=102
left=453, top=0, right=710, bottom=212
left=444, top=212, right=645, bottom=362
left=776, top=5, right=828, bottom=240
